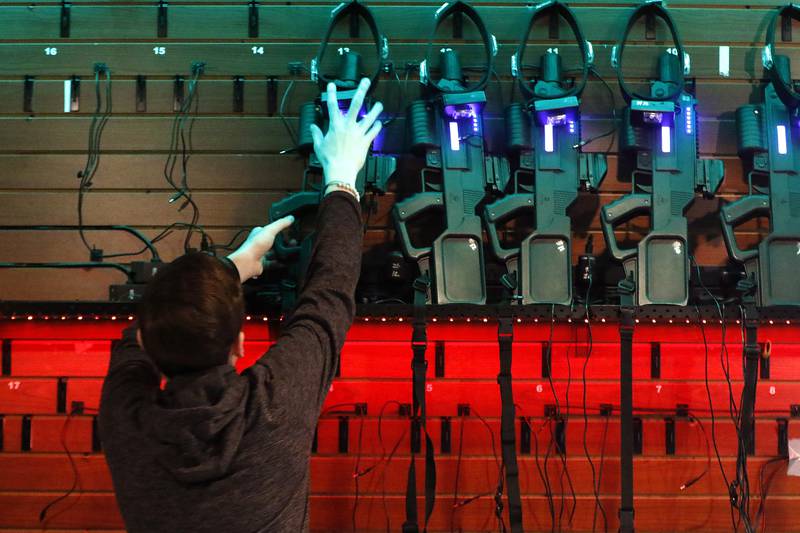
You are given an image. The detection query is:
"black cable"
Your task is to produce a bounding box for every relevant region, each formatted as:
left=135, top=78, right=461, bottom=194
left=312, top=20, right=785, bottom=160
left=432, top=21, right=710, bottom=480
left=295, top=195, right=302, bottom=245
left=755, top=456, right=787, bottom=533
left=450, top=411, right=466, bottom=533
left=694, top=253, right=750, bottom=533
left=581, top=278, right=607, bottom=533
left=0, top=225, right=161, bottom=262
left=696, top=305, right=737, bottom=531
left=162, top=65, right=205, bottom=254
left=680, top=413, right=712, bottom=492
left=279, top=79, right=299, bottom=148
left=77, top=67, right=112, bottom=256
left=548, top=415, right=576, bottom=532
left=557, top=322, right=577, bottom=530
left=351, top=412, right=366, bottom=533
left=528, top=416, right=555, bottom=532
left=736, top=305, right=755, bottom=533
left=542, top=304, right=575, bottom=531
left=592, top=414, right=610, bottom=533
left=471, top=407, right=505, bottom=533
left=375, top=400, right=408, bottom=533
left=575, top=66, right=617, bottom=154
left=209, top=228, right=249, bottom=253
left=39, top=406, right=83, bottom=525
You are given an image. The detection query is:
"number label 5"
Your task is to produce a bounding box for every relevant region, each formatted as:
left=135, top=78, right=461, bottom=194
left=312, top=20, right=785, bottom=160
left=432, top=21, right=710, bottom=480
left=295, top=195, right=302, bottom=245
left=153, top=46, right=166, bottom=56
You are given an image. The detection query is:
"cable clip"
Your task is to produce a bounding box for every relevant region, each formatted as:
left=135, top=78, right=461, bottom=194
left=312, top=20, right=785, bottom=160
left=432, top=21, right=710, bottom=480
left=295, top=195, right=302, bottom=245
left=610, top=45, right=619, bottom=69
left=586, top=41, right=595, bottom=65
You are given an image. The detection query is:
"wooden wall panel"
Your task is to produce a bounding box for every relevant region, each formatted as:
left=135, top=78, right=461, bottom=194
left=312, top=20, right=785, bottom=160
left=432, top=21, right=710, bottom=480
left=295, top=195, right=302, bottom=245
left=1, top=2, right=800, bottom=530
left=0, top=0, right=788, bottom=300
left=1, top=322, right=798, bottom=531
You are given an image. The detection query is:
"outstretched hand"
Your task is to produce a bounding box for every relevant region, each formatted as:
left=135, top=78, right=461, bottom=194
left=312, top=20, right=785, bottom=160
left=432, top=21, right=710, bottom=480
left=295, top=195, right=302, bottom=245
left=227, top=215, right=294, bottom=282
left=309, top=78, right=383, bottom=188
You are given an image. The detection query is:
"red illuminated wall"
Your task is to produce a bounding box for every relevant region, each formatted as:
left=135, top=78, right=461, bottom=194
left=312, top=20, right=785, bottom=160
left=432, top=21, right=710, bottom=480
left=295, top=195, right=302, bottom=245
left=0, top=318, right=798, bottom=532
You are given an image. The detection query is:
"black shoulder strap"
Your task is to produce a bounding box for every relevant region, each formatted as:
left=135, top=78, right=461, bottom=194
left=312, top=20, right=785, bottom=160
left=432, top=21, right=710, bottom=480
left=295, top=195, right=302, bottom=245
left=617, top=274, right=636, bottom=533
left=613, top=0, right=686, bottom=103
left=404, top=275, right=436, bottom=533
left=497, top=315, right=524, bottom=532
left=764, top=3, right=800, bottom=108
left=422, top=1, right=496, bottom=93
left=513, top=0, right=593, bottom=101
left=311, top=0, right=388, bottom=90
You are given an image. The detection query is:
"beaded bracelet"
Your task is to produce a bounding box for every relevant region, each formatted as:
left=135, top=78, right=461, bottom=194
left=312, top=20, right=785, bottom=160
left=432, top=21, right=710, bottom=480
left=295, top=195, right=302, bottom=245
left=324, top=180, right=360, bottom=202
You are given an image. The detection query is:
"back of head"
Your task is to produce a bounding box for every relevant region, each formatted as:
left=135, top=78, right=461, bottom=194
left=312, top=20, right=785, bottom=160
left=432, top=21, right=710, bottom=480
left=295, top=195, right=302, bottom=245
left=138, top=253, right=244, bottom=377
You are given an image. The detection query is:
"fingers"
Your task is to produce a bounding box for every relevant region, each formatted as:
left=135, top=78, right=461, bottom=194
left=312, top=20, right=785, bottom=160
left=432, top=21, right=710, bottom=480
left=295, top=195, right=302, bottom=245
left=265, top=215, right=295, bottom=236
left=309, top=123, right=324, bottom=154
left=325, top=83, right=341, bottom=126
left=365, top=120, right=383, bottom=144
left=346, top=78, right=371, bottom=123
left=359, top=101, right=383, bottom=132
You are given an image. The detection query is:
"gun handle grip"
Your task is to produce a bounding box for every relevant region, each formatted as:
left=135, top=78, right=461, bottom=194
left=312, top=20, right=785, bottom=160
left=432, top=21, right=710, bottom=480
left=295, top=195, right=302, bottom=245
left=268, top=191, right=319, bottom=258
left=600, top=194, right=651, bottom=262
left=720, top=195, right=769, bottom=263
left=483, top=195, right=534, bottom=262
left=392, top=192, right=443, bottom=261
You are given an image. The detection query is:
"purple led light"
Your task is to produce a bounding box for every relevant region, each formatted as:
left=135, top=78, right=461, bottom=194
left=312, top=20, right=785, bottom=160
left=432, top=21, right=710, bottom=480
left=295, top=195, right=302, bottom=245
left=449, top=121, right=460, bottom=151
left=684, top=107, right=693, bottom=135
left=544, top=123, right=555, bottom=153
left=777, top=125, right=788, bottom=155
left=568, top=120, right=576, bottom=134
left=661, top=125, right=671, bottom=153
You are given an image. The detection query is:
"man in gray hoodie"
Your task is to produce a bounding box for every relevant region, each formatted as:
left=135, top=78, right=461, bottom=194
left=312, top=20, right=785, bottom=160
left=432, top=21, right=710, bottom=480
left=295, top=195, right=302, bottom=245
left=99, top=78, right=383, bottom=532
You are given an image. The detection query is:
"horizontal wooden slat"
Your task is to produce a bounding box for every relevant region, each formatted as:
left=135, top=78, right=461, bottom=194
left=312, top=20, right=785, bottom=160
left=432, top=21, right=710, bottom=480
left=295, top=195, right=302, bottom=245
left=0, top=42, right=786, bottom=81
left=10, top=340, right=110, bottom=377
left=64, top=378, right=102, bottom=412
left=313, top=416, right=789, bottom=458
left=0, top=5, right=793, bottom=44
left=0, top=154, right=307, bottom=190
left=0, top=378, right=56, bottom=414
left=1, top=453, right=797, bottom=499
left=0, top=78, right=761, bottom=122
left=30, top=414, right=94, bottom=452
left=0, top=153, right=756, bottom=195
left=1, top=492, right=797, bottom=531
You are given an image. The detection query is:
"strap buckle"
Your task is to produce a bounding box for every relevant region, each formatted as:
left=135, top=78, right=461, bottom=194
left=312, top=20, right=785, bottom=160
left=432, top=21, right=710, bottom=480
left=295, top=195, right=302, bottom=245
left=498, top=317, right=514, bottom=341
left=413, top=274, right=431, bottom=295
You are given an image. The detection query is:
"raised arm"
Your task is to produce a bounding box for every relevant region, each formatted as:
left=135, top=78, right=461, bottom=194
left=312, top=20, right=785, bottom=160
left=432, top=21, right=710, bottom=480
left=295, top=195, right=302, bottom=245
left=228, top=78, right=381, bottom=412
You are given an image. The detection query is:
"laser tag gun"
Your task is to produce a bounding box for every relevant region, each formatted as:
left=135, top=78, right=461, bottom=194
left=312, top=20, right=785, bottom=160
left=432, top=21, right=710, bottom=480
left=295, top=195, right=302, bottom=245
left=483, top=1, right=606, bottom=305
left=720, top=4, right=800, bottom=307
left=600, top=1, right=723, bottom=306
left=268, top=1, right=395, bottom=308
left=392, top=1, right=503, bottom=305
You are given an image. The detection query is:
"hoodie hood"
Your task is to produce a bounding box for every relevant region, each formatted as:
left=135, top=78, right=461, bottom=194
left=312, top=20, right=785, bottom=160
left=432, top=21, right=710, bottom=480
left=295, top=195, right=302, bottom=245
left=143, top=365, right=248, bottom=484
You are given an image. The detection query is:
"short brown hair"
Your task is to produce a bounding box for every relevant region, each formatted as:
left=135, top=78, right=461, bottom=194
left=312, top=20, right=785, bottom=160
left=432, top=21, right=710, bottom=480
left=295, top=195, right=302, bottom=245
left=138, top=253, right=244, bottom=377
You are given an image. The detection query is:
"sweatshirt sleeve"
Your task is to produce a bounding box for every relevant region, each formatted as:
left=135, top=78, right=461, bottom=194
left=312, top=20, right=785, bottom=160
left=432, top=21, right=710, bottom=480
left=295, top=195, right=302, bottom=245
left=99, top=325, right=160, bottom=425
left=256, top=191, right=363, bottom=414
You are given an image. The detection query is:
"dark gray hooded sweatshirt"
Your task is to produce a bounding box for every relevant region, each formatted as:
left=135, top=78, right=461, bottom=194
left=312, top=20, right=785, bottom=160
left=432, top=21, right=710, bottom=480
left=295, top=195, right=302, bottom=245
left=99, top=192, right=363, bottom=532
